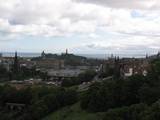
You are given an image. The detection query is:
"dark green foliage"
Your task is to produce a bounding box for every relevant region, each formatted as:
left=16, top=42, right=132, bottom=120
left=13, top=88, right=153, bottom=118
left=80, top=59, right=160, bottom=120
left=30, top=88, right=77, bottom=120
left=10, top=66, right=47, bottom=81
left=78, top=70, right=97, bottom=83
left=80, top=77, right=145, bottom=112
left=81, top=73, right=160, bottom=112
left=124, top=75, right=146, bottom=105
left=142, top=99, right=160, bottom=120
left=0, top=86, right=78, bottom=120
left=81, top=80, right=116, bottom=112
left=1, top=58, right=160, bottom=120
left=103, top=103, right=148, bottom=120
left=153, top=61, right=160, bottom=75
left=0, top=65, right=10, bottom=81
left=99, top=67, right=114, bottom=78
left=103, top=100, right=160, bottom=120
left=138, top=83, right=160, bottom=104
left=0, top=85, right=32, bottom=106
left=61, top=78, right=80, bottom=87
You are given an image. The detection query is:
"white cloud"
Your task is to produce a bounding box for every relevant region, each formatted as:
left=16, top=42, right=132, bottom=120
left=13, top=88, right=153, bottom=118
left=1, top=0, right=159, bottom=38
left=0, top=0, right=160, bottom=53
left=0, top=0, right=111, bottom=38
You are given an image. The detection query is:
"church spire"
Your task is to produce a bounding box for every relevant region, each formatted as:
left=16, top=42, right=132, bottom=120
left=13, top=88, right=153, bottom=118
left=66, top=49, right=68, bottom=55
left=41, top=50, right=46, bottom=59
left=13, top=51, right=19, bottom=73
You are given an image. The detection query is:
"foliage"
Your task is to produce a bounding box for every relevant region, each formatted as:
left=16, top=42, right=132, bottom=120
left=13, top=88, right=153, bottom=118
left=0, top=65, right=10, bottom=81
left=0, top=86, right=78, bottom=120
left=81, top=72, right=160, bottom=112
left=1, top=58, right=160, bottom=120
left=103, top=103, right=148, bottom=120
left=43, top=103, right=104, bottom=120
left=142, top=99, right=160, bottom=120
left=61, top=78, right=80, bottom=87
left=78, top=70, right=97, bottom=83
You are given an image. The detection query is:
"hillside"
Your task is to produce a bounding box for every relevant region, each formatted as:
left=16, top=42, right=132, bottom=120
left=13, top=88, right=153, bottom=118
left=32, top=53, right=88, bottom=66
left=43, top=103, right=104, bottom=120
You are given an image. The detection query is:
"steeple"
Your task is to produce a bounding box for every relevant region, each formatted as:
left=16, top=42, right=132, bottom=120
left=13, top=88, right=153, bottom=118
left=41, top=51, right=46, bottom=59
left=146, top=54, right=148, bottom=59
left=15, top=51, right=17, bottom=58
left=66, top=49, right=68, bottom=55
left=13, top=51, right=19, bottom=73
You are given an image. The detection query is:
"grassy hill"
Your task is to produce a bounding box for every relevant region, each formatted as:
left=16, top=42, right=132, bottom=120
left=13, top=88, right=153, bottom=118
left=43, top=103, right=105, bottom=120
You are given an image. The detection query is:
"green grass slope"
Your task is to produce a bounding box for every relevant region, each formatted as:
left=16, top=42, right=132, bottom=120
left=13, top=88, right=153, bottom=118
left=43, top=103, right=104, bottom=120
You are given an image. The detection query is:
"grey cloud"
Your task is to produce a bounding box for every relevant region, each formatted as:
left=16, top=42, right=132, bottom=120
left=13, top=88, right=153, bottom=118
left=0, top=0, right=103, bottom=38
left=0, top=0, right=160, bottom=46
left=75, top=0, right=159, bottom=10
left=85, top=43, right=160, bottom=52
left=118, top=31, right=160, bottom=38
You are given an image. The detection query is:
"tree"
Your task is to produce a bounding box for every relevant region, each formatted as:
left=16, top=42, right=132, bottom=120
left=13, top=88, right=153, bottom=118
left=61, top=78, right=80, bottom=87
left=78, top=70, right=97, bottom=83
left=142, top=99, right=160, bottom=120
left=139, top=83, right=160, bottom=105
left=103, top=103, right=148, bottom=120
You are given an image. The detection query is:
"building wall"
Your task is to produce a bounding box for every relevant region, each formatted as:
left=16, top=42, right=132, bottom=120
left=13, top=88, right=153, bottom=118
left=36, top=59, right=64, bottom=69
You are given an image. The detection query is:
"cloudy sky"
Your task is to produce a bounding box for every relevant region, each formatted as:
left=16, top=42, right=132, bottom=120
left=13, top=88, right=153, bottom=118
left=0, top=0, right=160, bottom=54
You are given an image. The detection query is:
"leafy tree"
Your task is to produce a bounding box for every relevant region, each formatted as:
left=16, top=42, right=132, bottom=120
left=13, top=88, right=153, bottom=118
left=78, top=70, right=97, bottom=83
left=142, top=99, right=160, bottom=120
left=61, top=78, right=80, bottom=87
left=81, top=76, right=146, bottom=112
left=103, top=103, right=148, bottom=120
left=138, top=83, right=160, bottom=104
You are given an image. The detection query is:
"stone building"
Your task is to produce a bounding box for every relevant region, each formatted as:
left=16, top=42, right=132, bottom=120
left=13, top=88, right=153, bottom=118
left=103, top=57, right=150, bottom=78
left=36, top=59, right=64, bottom=69
left=120, top=58, right=149, bottom=77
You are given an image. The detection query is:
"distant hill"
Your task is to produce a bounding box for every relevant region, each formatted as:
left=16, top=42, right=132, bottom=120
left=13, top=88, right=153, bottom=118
left=32, top=53, right=88, bottom=66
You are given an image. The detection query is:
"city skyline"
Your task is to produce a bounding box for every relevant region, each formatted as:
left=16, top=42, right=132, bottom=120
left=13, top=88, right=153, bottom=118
left=0, top=0, right=160, bottom=54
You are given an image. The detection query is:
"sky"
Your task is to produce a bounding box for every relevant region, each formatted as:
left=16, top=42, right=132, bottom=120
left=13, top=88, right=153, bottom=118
left=0, top=0, right=160, bottom=54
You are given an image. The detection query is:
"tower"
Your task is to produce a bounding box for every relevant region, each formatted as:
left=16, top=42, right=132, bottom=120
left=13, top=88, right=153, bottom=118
left=66, top=49, right=68, bottom=55
left=114, top=56, right=121, bottom=78
left=146, top=54, right=148, bottom=59
left=13, top=51, right=19, bottom=73
left=41, top=51, right=46, bottom=59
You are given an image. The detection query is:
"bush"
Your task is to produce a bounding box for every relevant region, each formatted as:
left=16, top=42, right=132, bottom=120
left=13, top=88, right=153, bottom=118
left=103, top=103, right=148, bottom=120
